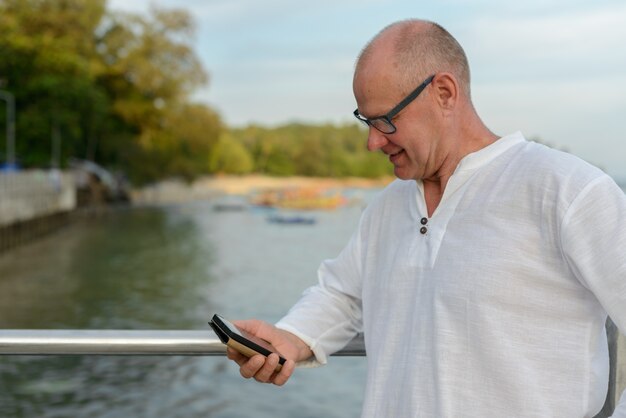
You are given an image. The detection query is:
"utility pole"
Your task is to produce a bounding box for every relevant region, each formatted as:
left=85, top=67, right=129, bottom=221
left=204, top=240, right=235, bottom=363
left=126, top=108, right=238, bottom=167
left=51, top=121, right=61, bottom=169
left=0, top=90, right=16, bottom=169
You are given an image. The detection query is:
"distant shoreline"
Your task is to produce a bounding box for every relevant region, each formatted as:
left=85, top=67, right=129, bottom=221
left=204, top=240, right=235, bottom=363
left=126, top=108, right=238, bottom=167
left=196, top=174, right=394, bottom=195
left=130, top=174, right=394, bottom=205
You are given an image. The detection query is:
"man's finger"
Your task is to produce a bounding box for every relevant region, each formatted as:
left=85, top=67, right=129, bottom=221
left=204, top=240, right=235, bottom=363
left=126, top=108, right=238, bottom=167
left=272, top=359, right=295, bottom=386
left=226, top=348, right=247, bottom=366
left=254, top=353, right=280, bottom=383
left=239, top=354, right=265, bottom=379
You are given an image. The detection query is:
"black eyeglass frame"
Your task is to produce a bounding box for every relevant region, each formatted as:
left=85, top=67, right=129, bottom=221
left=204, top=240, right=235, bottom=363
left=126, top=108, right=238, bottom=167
left=353, top=74, right=435, bottom=134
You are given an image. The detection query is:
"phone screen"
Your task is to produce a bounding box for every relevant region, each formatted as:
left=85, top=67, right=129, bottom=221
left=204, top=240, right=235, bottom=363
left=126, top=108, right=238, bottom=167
left=218, top=316, right=243, bottom=337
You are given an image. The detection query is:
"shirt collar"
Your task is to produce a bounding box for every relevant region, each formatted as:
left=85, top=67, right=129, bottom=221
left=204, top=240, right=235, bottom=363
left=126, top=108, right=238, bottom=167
left=454, top=131, right=526, bottom=173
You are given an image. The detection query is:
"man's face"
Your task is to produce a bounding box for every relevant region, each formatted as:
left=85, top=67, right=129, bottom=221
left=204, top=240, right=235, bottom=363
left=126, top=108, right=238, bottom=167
left=353, top=70, right=440, bottom=182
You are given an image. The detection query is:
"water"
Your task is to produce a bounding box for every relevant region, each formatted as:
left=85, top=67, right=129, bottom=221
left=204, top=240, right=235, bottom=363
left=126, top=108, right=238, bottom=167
left=0, top=191, right=378, bottom=418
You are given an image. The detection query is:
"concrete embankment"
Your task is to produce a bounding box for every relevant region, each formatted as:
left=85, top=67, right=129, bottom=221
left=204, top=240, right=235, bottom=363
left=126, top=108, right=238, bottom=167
left=0, top=170, right=76, bottom=252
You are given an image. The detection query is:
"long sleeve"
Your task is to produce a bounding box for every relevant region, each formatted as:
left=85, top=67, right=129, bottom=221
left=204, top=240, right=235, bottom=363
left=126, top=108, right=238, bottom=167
left=560, top=175, right=626, bottom=417
left=275, top=213, right=366, bottom=365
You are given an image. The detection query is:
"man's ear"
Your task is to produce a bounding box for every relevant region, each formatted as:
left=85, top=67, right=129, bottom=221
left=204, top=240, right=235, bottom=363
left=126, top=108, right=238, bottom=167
left=432, top=72, right=459, bottom=111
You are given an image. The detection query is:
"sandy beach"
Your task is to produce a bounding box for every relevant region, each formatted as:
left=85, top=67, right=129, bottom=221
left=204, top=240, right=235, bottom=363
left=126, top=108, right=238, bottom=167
left=196, top=174, right=393, bottom=194
left=130, top=174, right=393, bottom=205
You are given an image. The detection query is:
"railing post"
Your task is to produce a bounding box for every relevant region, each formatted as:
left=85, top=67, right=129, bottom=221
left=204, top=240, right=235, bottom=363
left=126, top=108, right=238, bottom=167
left=594, top=318, right=625, bottom=418
left=615, top=322, right=626, bottom=412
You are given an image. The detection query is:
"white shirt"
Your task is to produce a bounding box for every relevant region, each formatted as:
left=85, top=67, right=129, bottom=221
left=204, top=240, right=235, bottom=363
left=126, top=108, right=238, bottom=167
left=276, top=132, right=626, bottom=418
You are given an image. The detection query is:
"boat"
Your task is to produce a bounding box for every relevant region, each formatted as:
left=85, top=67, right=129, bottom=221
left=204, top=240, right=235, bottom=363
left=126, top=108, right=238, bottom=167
left=266, top=214, right=316, bottom=225
left=212, top=203, right=247, bottom=212
left=251, top=187, right=347, bottom=210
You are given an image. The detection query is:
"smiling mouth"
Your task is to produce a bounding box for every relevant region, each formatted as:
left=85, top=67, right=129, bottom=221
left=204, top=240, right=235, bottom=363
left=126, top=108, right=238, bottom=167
left=388, top=149, right=404, bottom=163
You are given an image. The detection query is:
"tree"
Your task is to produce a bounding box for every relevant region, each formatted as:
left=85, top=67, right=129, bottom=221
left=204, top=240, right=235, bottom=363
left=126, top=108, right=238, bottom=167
left=95, top=5, right=219, bottom=182
left=97, top=6, right=207, bottom=126
left=209, top=132, right=254, bottom=175
left=129, top=102, right=223, bottom=183
left=227, top=122, right=392, bottom=178
left=0, top=0, right=222, bottom=183
left=0, top=0, right=109, bottom=166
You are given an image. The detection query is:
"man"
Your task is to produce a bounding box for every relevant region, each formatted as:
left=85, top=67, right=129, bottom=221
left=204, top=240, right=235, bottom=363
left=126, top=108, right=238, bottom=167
left=227, top=19, right=626, bottom=417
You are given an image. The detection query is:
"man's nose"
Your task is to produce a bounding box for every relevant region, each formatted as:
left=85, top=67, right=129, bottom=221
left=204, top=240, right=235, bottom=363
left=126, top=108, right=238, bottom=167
left=367, top=128, right=388, bottom=152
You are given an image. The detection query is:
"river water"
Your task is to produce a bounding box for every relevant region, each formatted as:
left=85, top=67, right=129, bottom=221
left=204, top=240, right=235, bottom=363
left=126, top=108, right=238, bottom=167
left=0, top=191, right=378, bottom=418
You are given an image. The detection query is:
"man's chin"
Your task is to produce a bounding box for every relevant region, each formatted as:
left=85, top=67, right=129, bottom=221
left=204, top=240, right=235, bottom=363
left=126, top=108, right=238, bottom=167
left=393, top=167, right=414, bottom=181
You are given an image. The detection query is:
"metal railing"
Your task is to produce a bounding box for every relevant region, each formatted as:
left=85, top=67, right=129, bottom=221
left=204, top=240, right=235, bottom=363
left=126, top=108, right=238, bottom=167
left=0, top=328, right=622, bottom=418
left=0, top=329, right=365, bottom=356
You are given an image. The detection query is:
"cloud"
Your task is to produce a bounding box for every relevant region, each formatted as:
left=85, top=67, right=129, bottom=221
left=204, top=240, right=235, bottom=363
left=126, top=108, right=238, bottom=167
left=473, top=74, right=626, bottom=177
left=111, top=0, right=383, bottom=29
left=462, top=4, right=626, bottom=82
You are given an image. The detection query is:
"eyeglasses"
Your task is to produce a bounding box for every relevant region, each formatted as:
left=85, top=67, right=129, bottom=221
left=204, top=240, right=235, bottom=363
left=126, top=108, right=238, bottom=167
left=353, top=74, right=435, bottom=134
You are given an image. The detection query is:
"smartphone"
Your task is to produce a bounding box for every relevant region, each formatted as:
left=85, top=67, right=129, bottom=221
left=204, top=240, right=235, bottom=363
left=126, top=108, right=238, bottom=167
left=209, top=314, right=286, bottom=371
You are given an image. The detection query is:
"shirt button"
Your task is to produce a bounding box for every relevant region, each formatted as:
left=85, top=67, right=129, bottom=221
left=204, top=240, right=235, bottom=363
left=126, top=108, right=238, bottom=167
left=420, top=226, right=427, bottom=234
left=420, top=217, right=428, bottom=225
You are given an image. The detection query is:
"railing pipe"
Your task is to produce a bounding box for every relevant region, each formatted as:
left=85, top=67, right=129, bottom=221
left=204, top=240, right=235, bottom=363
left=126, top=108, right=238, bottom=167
left=0, top=330, right=365, bottom=356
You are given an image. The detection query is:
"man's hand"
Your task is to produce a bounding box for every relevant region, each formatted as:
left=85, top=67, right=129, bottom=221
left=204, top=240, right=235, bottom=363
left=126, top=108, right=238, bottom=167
left=225, top=319, right=312, bottom=386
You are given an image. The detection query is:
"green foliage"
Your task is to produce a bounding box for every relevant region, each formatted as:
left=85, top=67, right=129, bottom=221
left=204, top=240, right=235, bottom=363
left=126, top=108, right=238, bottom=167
left=226, top=123, right=392, bottom=178
left=0, top=0, right=390, bottom=182
left=0, top=0, right=109, bottom=166
left=209, top=133, right=254, bottom=175
left=0, top=0, right=221, bottom=184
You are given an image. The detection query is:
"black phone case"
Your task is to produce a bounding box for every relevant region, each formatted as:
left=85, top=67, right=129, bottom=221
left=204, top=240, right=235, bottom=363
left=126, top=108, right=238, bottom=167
left=209, top=314, right=286, bottom=366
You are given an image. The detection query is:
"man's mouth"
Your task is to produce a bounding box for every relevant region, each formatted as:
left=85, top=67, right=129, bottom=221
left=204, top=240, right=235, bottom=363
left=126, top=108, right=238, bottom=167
left=389, top=149, right=404, bottom=164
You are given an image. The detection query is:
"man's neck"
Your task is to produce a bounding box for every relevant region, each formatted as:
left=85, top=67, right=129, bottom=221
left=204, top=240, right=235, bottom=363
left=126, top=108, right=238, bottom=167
left=421, top=127, right=499, bottom=217
left=422, top=179, right=445, bottom=217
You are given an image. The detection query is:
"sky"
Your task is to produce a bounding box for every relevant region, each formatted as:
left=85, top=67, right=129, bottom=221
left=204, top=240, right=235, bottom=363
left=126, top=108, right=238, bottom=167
left=109, top=0, right=626, bottom=182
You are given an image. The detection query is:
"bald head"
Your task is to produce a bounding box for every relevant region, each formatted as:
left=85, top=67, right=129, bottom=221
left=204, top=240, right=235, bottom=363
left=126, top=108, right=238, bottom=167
left=356, top=20, right=471, bottom=98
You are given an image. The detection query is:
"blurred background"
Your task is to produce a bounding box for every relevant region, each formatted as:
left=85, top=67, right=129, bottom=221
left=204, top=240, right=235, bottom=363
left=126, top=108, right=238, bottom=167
left=0, top=0, right=624, bottom=417
left=112, top=0, right=626, bottom=183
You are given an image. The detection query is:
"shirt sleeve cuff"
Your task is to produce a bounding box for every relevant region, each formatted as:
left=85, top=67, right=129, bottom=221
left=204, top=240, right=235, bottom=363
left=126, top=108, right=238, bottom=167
left=275, top=322, right=328, bottom=368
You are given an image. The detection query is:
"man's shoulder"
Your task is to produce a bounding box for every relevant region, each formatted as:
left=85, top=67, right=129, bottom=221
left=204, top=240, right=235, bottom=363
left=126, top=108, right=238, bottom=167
left=506, top=140, right=611, bottom=204
left=516, top=140, right=605, bottom=183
